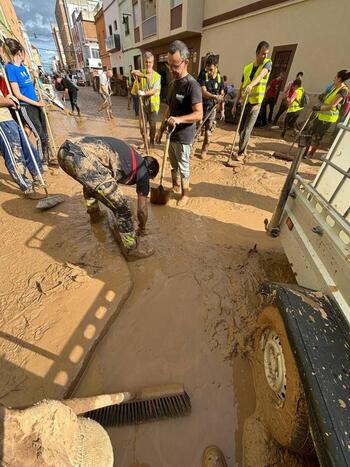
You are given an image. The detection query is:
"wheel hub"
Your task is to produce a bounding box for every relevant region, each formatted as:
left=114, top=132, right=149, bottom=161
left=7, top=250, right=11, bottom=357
left=261, top=329, right=287, bottom=405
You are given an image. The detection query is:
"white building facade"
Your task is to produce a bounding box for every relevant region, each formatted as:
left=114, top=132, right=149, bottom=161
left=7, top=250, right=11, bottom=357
left=103, top=0, right=123, bottom=74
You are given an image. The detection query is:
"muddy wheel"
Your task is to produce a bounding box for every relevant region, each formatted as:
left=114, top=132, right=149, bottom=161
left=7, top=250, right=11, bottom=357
left=253, top=305, right=314, bottom=455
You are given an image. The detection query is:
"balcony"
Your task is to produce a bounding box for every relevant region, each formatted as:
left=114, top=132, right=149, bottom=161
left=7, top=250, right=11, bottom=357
left=105, top=34, right=121, bottom=52
left=85, top=58, right=102, bottom=69
left=142, top=15, right=156, bottom=39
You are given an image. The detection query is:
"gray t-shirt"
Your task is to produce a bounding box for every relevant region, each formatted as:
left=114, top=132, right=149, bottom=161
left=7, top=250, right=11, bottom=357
left=166, top=74, right=202, bottom=145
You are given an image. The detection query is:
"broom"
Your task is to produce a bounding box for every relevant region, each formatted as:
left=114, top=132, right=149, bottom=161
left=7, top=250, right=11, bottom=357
left=64, top=384, right=191, bottom=427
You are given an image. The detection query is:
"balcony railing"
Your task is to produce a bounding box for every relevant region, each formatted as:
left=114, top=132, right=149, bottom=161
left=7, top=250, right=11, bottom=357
left=142, top=15, right=156, bottom=39
left=105, top=34, right=121, bottom=52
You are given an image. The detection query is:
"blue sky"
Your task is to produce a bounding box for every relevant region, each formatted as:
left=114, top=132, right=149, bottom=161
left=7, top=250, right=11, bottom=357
left=12, top=0, right=58, bottom=71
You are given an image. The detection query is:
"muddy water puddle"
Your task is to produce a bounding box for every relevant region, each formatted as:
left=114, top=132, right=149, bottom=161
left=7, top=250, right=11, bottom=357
left=64, top=90, right=301, bottom=465
left=74, top=206, right=273, bottom=466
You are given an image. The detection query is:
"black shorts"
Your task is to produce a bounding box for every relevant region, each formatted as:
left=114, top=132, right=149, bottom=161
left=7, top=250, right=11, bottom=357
left=311, top=118, right=331, bottom=146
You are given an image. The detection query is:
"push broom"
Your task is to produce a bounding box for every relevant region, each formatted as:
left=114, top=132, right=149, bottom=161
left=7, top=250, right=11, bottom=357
left=63, top=383, right=191, bottom=427
left=0, top=61, right=64, bottom=210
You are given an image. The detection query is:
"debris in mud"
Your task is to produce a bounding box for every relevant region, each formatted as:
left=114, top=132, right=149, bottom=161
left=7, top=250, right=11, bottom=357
left=243, top=413, right=312, bottom=467
left=204, top=246, right=296, bottom=360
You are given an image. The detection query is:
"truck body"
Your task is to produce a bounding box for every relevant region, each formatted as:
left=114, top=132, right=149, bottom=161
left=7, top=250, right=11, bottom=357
left=262, top=115, right=350, bottom=466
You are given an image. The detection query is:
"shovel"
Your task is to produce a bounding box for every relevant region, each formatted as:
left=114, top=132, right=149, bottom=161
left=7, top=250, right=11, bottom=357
left=226, top=93, right=249, bottom=167
left=0, top=60, right=64, bottom=210
left=150, top=126, right=175, bottom=205
left=135, top=76, right=150, bottom=156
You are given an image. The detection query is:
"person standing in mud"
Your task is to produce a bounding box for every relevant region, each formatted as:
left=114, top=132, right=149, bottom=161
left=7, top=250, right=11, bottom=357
left=99, top=69, right=113, bottom=120
left=231, top=41, right=272, bottom=161
left=57, top=137, right=159, bottom=261
left=55, top=74, right=81, bottom=117
left=156, top=40, right=203, bottom=206
left=199, top=54, right=225, bottom=159
left=0, top=87, right=43, bottom=199
left=131, top=52, right=161, bottom=147
left=5, top=38, right=53, bottom=170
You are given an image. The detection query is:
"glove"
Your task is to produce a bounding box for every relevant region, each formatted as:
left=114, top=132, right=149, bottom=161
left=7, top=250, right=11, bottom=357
left=312, top=105, right=321, bottom=111
left=138, top=90, right=146, bottom=97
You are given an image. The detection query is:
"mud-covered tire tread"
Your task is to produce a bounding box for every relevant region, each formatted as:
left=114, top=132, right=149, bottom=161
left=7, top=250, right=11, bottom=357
left=253, top=305, right=315, bottom=455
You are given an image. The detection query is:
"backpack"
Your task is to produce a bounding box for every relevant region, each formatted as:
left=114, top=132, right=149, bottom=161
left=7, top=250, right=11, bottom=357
left=300, top=90, right=309, bottom=108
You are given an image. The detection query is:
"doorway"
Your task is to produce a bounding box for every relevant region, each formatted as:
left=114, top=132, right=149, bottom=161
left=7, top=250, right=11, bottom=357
left=270, top=44, right=297, bottom=87
left=133, top=54, right=142, bottom=70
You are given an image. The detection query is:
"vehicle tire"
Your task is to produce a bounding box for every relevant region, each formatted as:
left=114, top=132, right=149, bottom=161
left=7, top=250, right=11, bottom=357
left=253, top=305, right=314, bottom=455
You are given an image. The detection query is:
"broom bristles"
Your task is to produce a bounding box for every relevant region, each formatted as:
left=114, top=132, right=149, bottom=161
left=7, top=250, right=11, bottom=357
left=85, top=387, right=191, bottom=427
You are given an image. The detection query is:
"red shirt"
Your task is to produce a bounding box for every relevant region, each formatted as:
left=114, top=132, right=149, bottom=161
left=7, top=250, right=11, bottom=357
left=266, top=78, right=282, bottom=99
left=0, top=76, right=9, bottom=96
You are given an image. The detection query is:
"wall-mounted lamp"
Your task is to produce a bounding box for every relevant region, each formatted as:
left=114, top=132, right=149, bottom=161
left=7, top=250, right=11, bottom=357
left=122, top=13, right=131, bottom=24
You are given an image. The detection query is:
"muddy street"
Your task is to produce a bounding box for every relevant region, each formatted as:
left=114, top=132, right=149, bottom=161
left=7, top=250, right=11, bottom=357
left=0, top=87, right=320, bottom=466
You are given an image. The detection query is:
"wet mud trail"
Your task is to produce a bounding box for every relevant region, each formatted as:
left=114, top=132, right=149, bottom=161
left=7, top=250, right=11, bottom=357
left=75, top=186, right=295, bottom=466
left=0, top=88, right=321, bottom=466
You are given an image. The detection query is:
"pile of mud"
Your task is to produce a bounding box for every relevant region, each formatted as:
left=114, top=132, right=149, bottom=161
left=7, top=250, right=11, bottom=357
left=202, top=244, right=296, bottom=360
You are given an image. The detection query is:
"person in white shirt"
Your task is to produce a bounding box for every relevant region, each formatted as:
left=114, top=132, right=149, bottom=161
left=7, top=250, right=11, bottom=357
left=99, top=69, right=113, bottom=119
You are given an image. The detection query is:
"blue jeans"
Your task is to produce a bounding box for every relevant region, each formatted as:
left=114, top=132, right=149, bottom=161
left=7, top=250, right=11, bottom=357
left=168, top=142, right=191, bottom=180
left=0, top=120, right=42, bottom=191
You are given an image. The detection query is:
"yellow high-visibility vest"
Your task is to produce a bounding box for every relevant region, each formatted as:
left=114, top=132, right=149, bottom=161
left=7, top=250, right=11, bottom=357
left=204, top=71, right=222, bottom=91
left=131, top=69, right=161, bottom=113
left=318, top=84, right=348, bottom=123
left=287, top=87, right=304, bottom=113
left=242, top=58, right=272, bottom=105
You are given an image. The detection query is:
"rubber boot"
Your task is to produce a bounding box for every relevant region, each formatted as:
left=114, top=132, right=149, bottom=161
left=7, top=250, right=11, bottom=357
left=24, top=187, right=46, bottom=200
left=150, top=123, right=156, bottom=147
left=200, top=142, right=209, bottom=160
left=177, top=178, right=190, bottom=207
left=202, top=446, right=227, bottom=467
left=171, top=169, right=181, bottom=194
left=120, top=232, right=155, bottom=261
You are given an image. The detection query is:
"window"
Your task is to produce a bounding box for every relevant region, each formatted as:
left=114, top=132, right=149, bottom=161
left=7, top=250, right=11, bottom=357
left=171, top=0, right=182, bottom=7
left=108, top=24, right=112, bottom=35
left=133, top=1, right=140, bottom=27
left=112, top=67, right=117, bottom=76
left=134, top=54, right=141, bottom=70
left=92, top=49, right=100, bottom=59
left=119, top=66, right=124, bottom=76
left=114, top=20, right=117, bottom=30
left=124, top=16, right=130, bottom=35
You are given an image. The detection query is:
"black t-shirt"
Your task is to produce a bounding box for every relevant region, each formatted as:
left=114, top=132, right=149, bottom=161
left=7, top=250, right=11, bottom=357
left=62, top=78, right=78, bottom=94
left=166, top=74, right=202, bottom=144
left=199, top=72, right=224, bottom=110
left=80, top=136, right=150, bottom=196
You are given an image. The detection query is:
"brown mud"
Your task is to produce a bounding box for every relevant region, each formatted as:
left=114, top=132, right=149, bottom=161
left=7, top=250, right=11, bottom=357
left=0, top=88, right=320, bottom=466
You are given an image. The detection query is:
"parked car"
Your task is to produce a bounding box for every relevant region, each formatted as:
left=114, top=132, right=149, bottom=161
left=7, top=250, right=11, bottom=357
left=77, top=77, right=86, bottom=87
